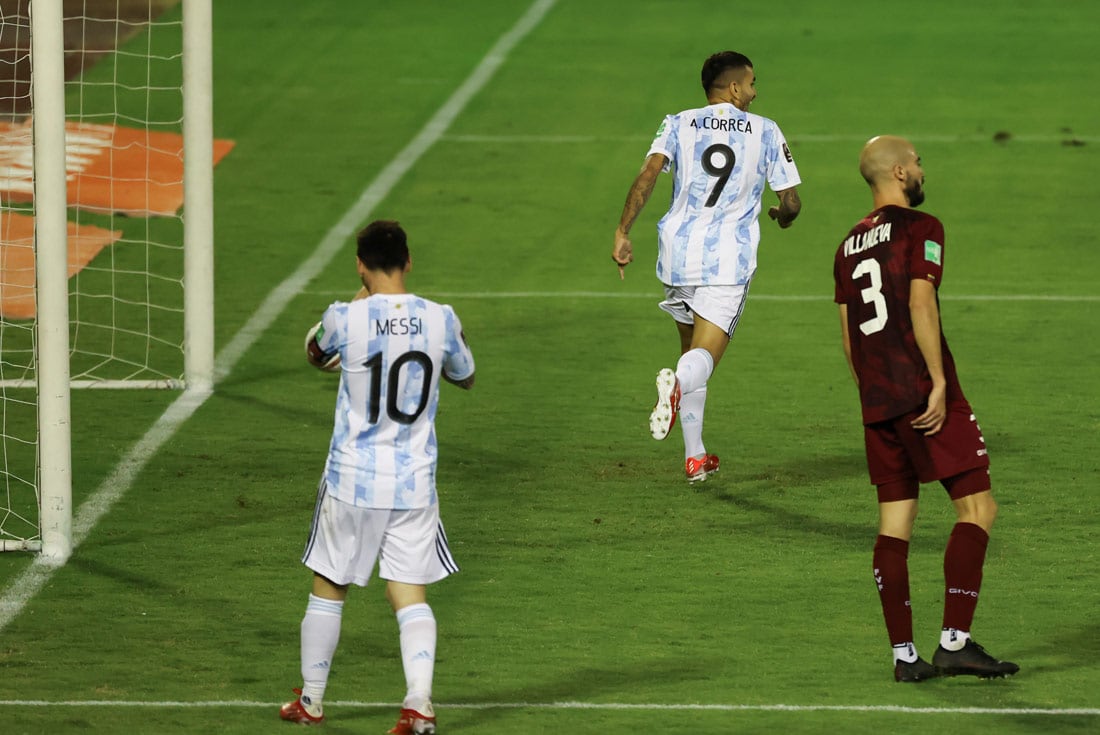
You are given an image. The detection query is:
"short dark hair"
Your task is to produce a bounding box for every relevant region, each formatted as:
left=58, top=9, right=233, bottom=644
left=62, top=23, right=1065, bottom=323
left=356, top=219, right=409, bottom=272
left=701, top=51, right=753, bottom=93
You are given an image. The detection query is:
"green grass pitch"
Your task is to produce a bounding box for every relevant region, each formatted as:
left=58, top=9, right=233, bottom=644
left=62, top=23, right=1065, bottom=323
left=1, top=0, right=1098, bottom=733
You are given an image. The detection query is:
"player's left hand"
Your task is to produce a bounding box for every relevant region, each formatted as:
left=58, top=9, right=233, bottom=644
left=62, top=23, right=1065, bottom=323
left=768, top=205, right=793, bottom=229
left=911, top=384, right=947, bottom=436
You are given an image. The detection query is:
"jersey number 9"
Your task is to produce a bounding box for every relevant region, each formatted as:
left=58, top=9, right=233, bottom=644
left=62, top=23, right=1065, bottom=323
left=702, top=143, right=736, bottom=207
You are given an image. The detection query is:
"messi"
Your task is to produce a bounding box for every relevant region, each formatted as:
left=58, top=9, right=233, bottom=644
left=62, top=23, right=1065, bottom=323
left=375, top=316, right=423, bottom=336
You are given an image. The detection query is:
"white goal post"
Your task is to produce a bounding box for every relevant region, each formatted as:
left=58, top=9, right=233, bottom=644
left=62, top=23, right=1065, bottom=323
left=0, top=0, right=214, bottom=559
left=29, top=0, right=72, bottom=560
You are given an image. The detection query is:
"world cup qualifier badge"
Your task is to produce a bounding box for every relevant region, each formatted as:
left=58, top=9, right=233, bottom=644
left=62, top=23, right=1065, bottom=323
left=782, top=142, right=793, bottom=163
left=924, top=240, right=942, bottom=265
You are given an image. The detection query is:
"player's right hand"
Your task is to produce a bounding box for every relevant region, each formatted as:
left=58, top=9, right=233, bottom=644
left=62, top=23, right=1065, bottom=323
left=612, top=229, right=634, bottom=280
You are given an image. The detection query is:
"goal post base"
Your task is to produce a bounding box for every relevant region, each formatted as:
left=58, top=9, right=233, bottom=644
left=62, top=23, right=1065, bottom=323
left=1, top=539, right=42, bottom=553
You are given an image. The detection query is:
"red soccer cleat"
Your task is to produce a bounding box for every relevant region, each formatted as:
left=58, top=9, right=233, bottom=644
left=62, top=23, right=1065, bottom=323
left=279, top=688, right=324, bottom=725
left=685, top=453, right=719, bottom=483
left=388, top=704, right=437, bottom=734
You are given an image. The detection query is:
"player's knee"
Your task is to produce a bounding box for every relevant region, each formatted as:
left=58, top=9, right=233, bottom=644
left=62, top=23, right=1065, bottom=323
left=955, top=490, right=997, bottom=531
left=978, top=493, right=999, bottom=528
left=877, top=498, right=918, bottom=537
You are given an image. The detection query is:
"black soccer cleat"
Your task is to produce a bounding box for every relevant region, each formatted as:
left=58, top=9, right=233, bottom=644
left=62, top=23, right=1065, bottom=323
left=894, top=657, right=938, bottom=682
left=932, top=640, right=1020, bottom=679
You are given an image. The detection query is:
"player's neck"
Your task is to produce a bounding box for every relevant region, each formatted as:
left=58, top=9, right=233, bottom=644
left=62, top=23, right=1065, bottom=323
left=363, top=273, right=407, bottom=296
left=871, top=188, right=910, bottom=211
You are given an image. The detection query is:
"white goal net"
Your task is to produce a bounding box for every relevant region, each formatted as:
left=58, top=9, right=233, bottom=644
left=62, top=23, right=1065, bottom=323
left=0, top=0, right=216, bottom=556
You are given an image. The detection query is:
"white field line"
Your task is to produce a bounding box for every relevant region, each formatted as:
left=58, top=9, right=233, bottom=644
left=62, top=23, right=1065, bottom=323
left=442, top=133, right=1099, bottom=144
left=0, top=700, right=1096, bottom=717
left=0, top=0, right=558, bottom=634
left=304, top=290, right=1100, bottom=302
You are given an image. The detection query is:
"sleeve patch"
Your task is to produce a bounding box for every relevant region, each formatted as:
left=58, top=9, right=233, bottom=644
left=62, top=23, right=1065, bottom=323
left=924, top=240, right=942, bottom=265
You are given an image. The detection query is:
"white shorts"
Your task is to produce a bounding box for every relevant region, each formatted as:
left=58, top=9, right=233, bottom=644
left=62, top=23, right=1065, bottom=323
left=301, top=479, right=459, bottom=587
left=658, top=283, right=751, bottom=338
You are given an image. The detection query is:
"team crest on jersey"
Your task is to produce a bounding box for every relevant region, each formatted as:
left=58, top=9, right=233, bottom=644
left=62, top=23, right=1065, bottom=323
left=924, top=240, right=942, bottom=265
left=782, top=142, right=793, bottom=163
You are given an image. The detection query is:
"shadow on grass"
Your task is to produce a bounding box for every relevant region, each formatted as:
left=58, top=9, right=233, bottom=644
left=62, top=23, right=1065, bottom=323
left=688, top=451, right=872, bottom=548
left=439, top=657, right=724, bottom=732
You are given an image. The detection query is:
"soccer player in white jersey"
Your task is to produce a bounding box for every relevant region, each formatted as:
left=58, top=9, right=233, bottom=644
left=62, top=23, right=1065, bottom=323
left=280, top=220, right=475, bottom=734
left=612, top=51, right=802, bottom=482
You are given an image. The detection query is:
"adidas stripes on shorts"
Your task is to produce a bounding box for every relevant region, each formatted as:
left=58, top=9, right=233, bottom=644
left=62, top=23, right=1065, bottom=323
left=302, top=478, right=459, bottom=587
left=658, top=283, right=750, bottom=338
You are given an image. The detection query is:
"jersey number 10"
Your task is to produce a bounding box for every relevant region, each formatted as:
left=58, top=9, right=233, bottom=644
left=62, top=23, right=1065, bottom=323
left=363, top=351, right=433, bottom=425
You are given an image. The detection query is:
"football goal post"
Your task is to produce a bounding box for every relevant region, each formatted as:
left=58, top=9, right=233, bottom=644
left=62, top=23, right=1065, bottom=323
left=0, top=0, right=214, bottom=560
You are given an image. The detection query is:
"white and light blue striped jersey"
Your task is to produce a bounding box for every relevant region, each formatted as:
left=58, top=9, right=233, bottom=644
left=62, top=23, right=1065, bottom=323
left=314, top=293, right=475, bottom=510
left=646, top=102, right=801, bottom=286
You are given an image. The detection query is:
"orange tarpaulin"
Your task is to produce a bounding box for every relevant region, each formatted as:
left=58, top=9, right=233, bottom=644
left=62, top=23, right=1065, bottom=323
left=0, top=120, right=235, bottom=216
left=0, top=210, right=123, bottom=319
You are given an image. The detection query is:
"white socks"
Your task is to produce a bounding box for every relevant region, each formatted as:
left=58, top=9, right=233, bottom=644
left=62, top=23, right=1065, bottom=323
left=679, top=385, right=707, bottom=459
left=676, top=349, right=714, bottom=459
left=300, top=594, right=344, bottom=715
left=396, top=602, right=437, bottom=709
left=940, top=628, right=970, bottom=651
left=893, top=631, right=972, bottom=664
left=297, top=596, right=439, bottom=716
left=892, top=641, right=918, bottom=664
left=675, top=348, right=714, bottom=396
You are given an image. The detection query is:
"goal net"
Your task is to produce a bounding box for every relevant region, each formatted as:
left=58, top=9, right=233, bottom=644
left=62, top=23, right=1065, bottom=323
left=0, top=0, right=217, bottom=556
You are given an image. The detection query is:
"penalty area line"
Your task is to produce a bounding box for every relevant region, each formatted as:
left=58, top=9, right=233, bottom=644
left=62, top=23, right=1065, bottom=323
left=0, top=700, right=1096, bottom=717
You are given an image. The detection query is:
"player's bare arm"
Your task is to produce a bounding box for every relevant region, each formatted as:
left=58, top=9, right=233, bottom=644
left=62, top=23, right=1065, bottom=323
left=837, top=304, right=859, bottom=386
left=613, top=153, right=666, bottom=280
left=909, top=278, right=947, bottom=435
left=767, top=186, right=801, bottom=228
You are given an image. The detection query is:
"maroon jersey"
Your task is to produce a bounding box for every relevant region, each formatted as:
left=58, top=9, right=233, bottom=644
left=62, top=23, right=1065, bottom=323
left=833, top=205, right=965, bottom=424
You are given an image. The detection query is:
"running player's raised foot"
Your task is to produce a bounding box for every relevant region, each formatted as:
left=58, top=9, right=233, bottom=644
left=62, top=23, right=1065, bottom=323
left=650, top=368, right=681, bottom=440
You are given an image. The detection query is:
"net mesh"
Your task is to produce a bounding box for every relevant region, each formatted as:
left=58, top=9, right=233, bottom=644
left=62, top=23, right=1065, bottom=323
left=1, top=0, right=185, bottom=551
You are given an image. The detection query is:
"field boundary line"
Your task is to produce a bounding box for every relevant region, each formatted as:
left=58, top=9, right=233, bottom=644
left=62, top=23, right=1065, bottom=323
left=305, top=290, right=1100, bottom=303
left=0, top=700, right=1096, bottom=717
left=0, top=0, right=558, bottom=634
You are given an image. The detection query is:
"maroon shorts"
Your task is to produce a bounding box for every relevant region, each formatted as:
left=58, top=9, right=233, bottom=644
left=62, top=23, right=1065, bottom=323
left=864, top=402, right=991, bottom=502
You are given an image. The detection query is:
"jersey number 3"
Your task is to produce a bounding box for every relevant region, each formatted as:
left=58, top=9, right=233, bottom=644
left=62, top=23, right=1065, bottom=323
left=363, top=351, right=433, bottom=425
left=702, top=143, right=736, bottom=207
left=852, top=259, right=888, bottom=335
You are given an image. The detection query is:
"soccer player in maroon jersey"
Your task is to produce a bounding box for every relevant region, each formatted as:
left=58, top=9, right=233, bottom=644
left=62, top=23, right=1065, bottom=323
left=833, top=135, right=1019, bottom=683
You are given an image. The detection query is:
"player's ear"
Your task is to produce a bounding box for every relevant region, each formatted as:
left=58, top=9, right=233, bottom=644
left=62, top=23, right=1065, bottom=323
left=404, top=255, right=412, bottom=274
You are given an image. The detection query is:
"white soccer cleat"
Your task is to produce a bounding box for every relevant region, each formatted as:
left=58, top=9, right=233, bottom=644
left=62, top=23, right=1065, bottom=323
left=649, top=368, right=681, bottom=440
